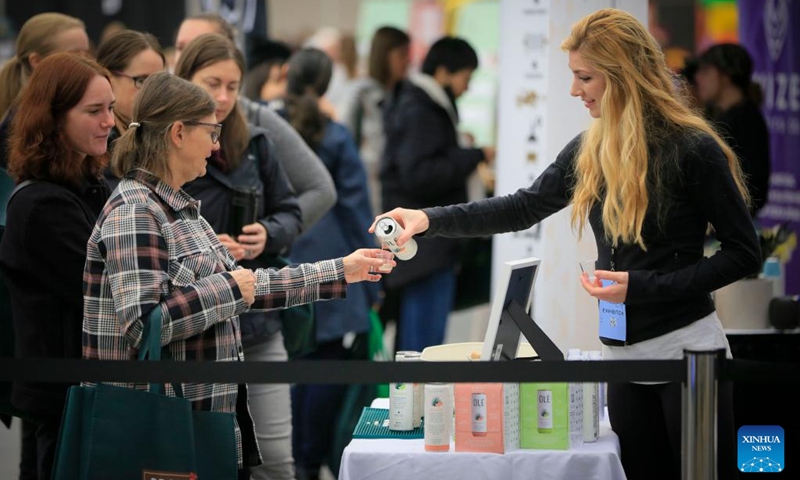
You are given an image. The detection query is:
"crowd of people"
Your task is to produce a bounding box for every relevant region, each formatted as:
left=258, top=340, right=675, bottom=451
left=0, top=7, right=770, bottom=480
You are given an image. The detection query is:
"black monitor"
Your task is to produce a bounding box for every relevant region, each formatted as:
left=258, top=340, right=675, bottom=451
left=481, top=257, right=564, bottom=362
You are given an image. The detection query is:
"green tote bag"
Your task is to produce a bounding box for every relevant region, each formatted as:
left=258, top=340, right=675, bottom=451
left=51, top=308, right=239, bottom=480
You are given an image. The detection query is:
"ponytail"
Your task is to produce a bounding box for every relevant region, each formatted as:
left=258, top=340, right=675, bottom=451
left=285, top=91, right=326, bottom=150
left=0, top=57, right=26, bottom=120
left=110, top=126, right=142, bottom=178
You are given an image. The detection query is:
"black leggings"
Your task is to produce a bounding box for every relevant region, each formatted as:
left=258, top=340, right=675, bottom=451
left=607, top=381, right=738, bottom=480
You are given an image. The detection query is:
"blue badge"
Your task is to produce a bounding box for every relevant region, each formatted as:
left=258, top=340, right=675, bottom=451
left=598, top=279, right=626, bottom=341
left=738, top=425, right=784, bottom=473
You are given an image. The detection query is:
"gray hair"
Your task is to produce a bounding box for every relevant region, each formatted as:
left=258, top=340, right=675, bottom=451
left=111, top=71, right=216, bottom=179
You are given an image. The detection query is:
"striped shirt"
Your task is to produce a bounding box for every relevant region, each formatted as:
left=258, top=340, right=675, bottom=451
left=82, top=169, right=347, bottom=465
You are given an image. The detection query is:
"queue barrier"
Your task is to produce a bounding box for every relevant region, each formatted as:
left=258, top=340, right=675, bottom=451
left=1, top=352, right=798, bottom=480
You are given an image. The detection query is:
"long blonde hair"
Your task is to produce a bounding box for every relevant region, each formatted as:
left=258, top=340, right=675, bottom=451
left=561, top=9, right=749, bottom=249
left=0, top=13, right=85, bottom=119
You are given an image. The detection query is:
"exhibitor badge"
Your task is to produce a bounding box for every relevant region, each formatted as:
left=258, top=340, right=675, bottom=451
left=738, top=425, right=784, bottom=473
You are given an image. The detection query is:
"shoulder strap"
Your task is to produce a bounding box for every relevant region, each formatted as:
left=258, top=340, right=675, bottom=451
left=248, top=132, right=269, bottom=170
left=6, top=179, right=38, bottom=210
left=247, top=100, right=262, bottom=126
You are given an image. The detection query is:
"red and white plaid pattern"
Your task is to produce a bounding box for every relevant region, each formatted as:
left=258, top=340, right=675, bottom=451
left=82, top=169, right=347, bottom=464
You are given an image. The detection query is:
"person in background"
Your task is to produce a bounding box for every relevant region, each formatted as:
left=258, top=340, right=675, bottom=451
left=277, top=47, right=380, bottom=480
left=371, top=9, right=759, bottom=480
left=694, top=43, right=771, bottom=217
left=84, top=71, right=393, bottom=479
left=380, top=36, right=495, bottom=354
left=95, top=29, right=166, bottom=191
left=0, top=13, right=89, bottom=120
left=174, top=33, right=302, bottom=480
left=339, top=26, right=411, bottom=215
left=174, top=13, right=336, bottom=230
left=0, top=52, right=113, bottom=480
left=0, top=13, right=89, bottom=175
left=677, top=56, right=701, bottom=111
left=99, top=20, right=126, bottom=44
left=303, top=26, right=349, bottom=119
left=242, top=37, right=294, bottom=104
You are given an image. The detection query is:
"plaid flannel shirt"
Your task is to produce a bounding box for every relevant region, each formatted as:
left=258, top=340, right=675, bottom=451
left=82, top=169, right=347, bottom=465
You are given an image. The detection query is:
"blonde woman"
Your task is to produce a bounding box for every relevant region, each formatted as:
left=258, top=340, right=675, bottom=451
left=0, top=13, right=88, bottom=119
left=370, top=9, right=757, bottom=480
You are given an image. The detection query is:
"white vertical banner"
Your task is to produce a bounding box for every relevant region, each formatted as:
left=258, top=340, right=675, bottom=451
left=493, top=0, right=647, bottom=352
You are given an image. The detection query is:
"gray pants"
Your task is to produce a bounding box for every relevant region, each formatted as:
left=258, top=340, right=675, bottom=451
left=245, top=331, right=295, bottom=480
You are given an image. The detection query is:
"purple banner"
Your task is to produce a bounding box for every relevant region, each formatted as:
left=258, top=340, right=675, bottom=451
left=739, top=0, right=800, bottom=295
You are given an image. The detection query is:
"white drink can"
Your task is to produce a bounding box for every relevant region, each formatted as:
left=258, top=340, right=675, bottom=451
left=374, top=217, right=418, bottom=261
left=390, top=352, right=415, bottom=431
left=471, top=392, right=487, bottom=436
left=396, top=351, right=423, bottom=428
left=424, top=383, right=451, bottom=451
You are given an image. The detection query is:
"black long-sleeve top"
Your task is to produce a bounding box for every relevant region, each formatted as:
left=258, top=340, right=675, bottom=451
left=423, top=131, right=761, bottom=345
left=711, top=101, right=771, bottom=216
left=0, top=177, right=109, bottom=416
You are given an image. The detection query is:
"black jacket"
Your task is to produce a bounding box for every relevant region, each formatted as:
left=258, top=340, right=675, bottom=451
left=711, top=101, right=771, bottom=216
left=424, top=131, right=761, bottom=345
left=183, top=125, right=302, bottom=345
left=380, top=77, right=484, bottom=288
left=0, top=177, right=109, bottom=417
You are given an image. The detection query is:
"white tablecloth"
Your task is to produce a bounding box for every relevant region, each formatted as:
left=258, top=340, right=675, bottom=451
left=339, top=399, right=627, bottom=480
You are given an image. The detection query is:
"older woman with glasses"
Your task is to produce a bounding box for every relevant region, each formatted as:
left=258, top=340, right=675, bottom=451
left=95, top=29, right=166, bottom=190
left=174, top=33, right=306, bottom=480
left=84, top=71, right=394, bottom=477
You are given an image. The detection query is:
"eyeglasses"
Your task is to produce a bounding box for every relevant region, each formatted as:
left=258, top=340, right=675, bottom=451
left=113, top=71, right=150, bottom=89
left=184, top=121, right=223, bottom=144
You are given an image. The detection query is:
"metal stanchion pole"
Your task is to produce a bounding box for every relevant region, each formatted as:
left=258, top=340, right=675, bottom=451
left=682, top=349, right=723, bottom=480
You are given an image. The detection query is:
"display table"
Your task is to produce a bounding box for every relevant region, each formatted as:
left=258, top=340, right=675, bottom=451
left=339, top=399, right=626, bottom=480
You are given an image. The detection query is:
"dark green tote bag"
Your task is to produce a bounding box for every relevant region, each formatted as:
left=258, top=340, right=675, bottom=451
left=264, top=255, right=316, bottom=359
left=51, top=308, right=239, bottom=479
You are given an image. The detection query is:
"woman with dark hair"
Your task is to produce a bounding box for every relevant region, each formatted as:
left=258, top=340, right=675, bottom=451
left=96, top=29, right=166, bottom=190
left=174, top=33, right=302, bottom=480
left=0, top=52, right=114, bottom=480
left=173, top=14, right=337, bottom=231
left=695, top=43, right=771, bottom=217
left=279, top=47, right=380, bottom=480
left=339, top=26, right=411, bottom=214
left=241, top=38, right=293, bottom=104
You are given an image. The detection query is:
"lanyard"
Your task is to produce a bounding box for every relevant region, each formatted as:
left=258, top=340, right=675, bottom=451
left=610, top=247, right=616, bottom=272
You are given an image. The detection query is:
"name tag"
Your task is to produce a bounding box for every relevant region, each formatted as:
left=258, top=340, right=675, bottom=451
left=598, top=279, right=627, bottom=341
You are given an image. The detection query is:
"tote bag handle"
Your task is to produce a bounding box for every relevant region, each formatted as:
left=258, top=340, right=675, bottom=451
left=139, top=307, right=185, bottom=398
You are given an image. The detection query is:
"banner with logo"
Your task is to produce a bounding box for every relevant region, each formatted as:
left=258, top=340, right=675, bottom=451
left=739, top=0, right=800, bottom=295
